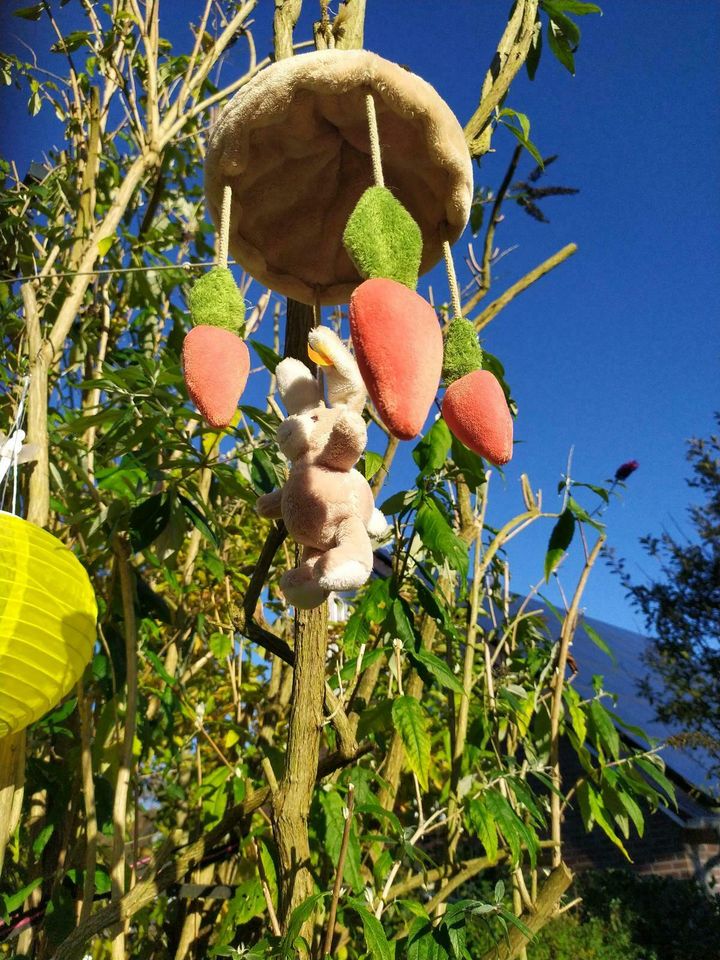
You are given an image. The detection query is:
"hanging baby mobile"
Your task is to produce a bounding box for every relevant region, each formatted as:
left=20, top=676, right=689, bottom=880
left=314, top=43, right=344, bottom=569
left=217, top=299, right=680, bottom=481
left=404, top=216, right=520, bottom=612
left=183, top=49, right=515, bottom=608
left=0, top=379, right=97, bottom=739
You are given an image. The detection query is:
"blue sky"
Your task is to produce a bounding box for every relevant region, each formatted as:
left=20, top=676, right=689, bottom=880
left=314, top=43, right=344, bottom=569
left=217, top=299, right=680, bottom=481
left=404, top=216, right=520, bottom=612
left=2, top=1, right=719, bottom=635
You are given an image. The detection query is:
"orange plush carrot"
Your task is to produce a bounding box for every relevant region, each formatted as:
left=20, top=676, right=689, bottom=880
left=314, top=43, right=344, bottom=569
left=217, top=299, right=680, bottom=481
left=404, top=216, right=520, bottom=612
left=440, top=316, right=513, bottom=466
left=182, top=265, right=249, bottom=429
left=349, top=278, right=443, bottom=440
left=182, top=324, right=250, bottom=429
left=442, top=368, right=513, bottom=466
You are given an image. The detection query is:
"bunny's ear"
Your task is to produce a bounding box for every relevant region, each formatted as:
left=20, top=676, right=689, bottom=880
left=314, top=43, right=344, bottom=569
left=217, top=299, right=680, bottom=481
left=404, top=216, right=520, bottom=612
left=308, top=327, right=366, bottom=413
left=275, top=358, right=322, bottom=414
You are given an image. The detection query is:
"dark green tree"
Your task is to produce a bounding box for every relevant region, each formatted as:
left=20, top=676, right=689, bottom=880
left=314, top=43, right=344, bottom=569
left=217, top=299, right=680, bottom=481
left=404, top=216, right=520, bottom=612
left=620, top=415, right=720, bottom=778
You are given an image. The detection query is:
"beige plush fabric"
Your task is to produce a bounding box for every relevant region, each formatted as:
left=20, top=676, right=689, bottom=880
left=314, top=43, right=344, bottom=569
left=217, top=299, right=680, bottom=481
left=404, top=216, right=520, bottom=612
left=205, top=50, right=473, bottom=305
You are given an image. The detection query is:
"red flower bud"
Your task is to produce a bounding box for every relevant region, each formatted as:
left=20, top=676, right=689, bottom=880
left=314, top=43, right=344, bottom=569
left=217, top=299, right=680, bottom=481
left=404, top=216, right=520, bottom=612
left=615, top=459, right=639, bottom=482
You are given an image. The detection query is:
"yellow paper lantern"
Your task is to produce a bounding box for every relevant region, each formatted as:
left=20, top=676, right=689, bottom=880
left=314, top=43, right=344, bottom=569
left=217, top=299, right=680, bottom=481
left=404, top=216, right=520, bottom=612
left=0, top=511, right=97, bottom=737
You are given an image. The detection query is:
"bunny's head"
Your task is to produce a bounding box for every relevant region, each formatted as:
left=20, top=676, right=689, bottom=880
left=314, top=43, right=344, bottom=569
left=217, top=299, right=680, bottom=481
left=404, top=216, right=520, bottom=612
left=274, top=328, right=368, bottom=471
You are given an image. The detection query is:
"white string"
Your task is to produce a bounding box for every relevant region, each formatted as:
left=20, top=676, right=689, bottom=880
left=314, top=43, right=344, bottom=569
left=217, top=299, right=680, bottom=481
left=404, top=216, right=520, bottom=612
left=365, top=94, right=384, bottom=189
left=443, top=241, right=462, bottom=320
left=0, top=374, right=31, bottom=516
left=218, top=184, right=232, bottom=270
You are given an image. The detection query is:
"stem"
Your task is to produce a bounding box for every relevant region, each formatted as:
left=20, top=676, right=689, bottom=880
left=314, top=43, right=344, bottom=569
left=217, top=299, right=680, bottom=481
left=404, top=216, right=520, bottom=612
left=322, top=783, right=355, bottom=957
left=77, top=681, right=98, bottom=924
left=272, top=299, right=329, bottom=935
left=471, top=243, right=578, bottom=332
left=448, top=522, right=486, bottom=860
left=478, top=864, right=573, bottom=960
left=549, top=535, right=605, bottom=866
left=254, top=838, right=281, bottom=937
left=464, top=0, right=539, bottom=158
left=110, top=539, right=139, bottom=959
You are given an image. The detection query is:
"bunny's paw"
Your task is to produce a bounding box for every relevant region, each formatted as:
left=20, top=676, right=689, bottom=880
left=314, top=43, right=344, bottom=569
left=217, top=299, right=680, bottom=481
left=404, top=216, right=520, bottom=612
left=280, top=568, right=328, bottom=610
left=317, top=558, right=371, bottom=592
left=367, top=508, right=390, bottom=540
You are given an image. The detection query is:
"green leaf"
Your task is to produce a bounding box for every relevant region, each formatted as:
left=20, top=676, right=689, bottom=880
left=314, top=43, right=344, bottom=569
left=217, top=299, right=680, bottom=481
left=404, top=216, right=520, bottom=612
left=484, top=789, right=539, bottom=866
left=363, top=451, right=384, bottom=481
left=178, top=493, right=219, bottom=549
left=32, top=823, right=55, bottom=858
left=589, top=699, right=620, bottom=759
left=209, top=632, right=233, bottom=659
left=228, top=876, right=265, bottom=925
left=544, top=0, right=602, bottom=12
left=13, top=3, right=44, bottom=20
left=250, top=448, right=278, bottom=494
left=392, top=695, right=430, bottom=791
left=583, top=621, right=616, bottom=664
left=129, top=492, right=171, bottom=552
left=467, top=798, right=499, bottom=862
left=499, top=108, right=530, bottom=140
left=342, top=607, right=371, bottom=656
left=582, top=782, right=631, bottom=859
left=634, top=756, right=676, bottom=805
left=546, top=18, right=576, bottom=74
left=450, top=435, right=487, bottom=489
left=280, top=892, right=326, bottom=957
left=349, top=900, right=396, bottom=960
left=380, top=489, right=418, bottom=516
left=543, top=3, right=581, bottom=46
left=413, top=419, right=452, bottom=475
left=544, top=508, right=575, bottom=580
left=240, top=404, right=280, bottom=438
left=410, top=647, right=465, bottom=696
left=502, top=122, right=544, bottom=168
left=416, top=498, right=468, bottom=579
left=470, top=196, right=484, bottom=235
left=2, top=876, right=43, bottom=915
left=499, top=906, right=535, bottom=941
left=97, top=236, right=114, bottom=257
left=391, top=598, right=417, bottom=648
left=564, top=685, right=587, bottom=744
left=526, top=15, right=543, bottom=80
left=567, top=496, right=605, bottom=531
left=250, top=339, right=281, bottom=373
left=357, top=697, right=394, bottom=739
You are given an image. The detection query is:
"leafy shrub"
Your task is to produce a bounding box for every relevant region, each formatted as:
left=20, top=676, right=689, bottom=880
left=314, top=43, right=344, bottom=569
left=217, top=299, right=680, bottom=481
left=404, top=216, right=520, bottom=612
left=574, top=869, right=720, bottom=960
left=464, top=869, right=720, bottom=960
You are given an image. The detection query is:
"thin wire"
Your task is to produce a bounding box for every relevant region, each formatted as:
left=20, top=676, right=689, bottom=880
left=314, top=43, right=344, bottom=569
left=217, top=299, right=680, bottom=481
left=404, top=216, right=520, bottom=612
left=443, top=240, right=462, bottom=320
left=2, top=259, right=237, bottom=284
left=365, top=93, right=384, bottom=189
left=217, top=184, right=232, bottom=270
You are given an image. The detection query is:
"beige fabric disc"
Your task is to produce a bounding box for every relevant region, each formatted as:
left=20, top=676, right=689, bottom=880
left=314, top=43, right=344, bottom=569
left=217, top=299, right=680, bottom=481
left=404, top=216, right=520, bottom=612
left=204, top=50, right=473, bottom=305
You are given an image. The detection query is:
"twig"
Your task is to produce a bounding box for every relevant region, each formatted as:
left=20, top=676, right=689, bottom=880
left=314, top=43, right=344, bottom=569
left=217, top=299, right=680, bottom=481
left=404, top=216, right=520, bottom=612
left=253, top=838, right=281, bottom=936
left=322, top=783, right=355, bottom=957
left=549, top=536, right=605, bottom=866
left=464, top=145, right=523, bottom=310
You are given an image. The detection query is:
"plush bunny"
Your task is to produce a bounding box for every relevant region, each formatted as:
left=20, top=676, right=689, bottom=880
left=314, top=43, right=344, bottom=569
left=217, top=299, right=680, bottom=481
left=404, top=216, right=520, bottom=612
left=257, top=327, right=387, bottom=609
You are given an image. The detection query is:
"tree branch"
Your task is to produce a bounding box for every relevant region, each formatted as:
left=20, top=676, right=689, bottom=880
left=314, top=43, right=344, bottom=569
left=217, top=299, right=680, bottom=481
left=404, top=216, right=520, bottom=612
left=464, top=0, right=539, bottom=158
left=471, top=243, right=578, bottom=333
